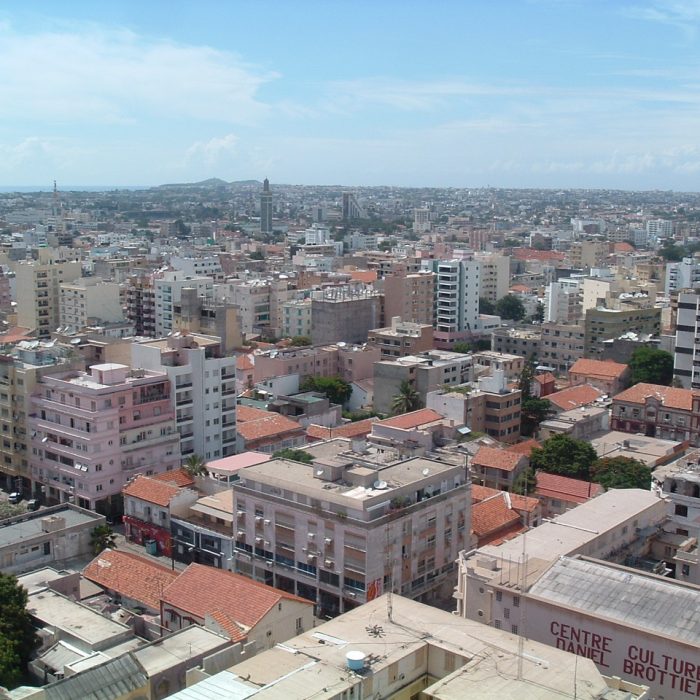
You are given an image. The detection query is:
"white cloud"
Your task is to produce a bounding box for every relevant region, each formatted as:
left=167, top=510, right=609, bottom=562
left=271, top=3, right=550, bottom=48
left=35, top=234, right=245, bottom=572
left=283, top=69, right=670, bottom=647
left=185, top=133, right=239, bottom=167
left=0, top=23, right=276, bottom=125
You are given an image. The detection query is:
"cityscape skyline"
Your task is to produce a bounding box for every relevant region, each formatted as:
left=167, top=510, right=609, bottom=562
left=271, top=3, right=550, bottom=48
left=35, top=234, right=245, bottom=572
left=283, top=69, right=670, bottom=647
left=1, top=1, right=700, bottom=189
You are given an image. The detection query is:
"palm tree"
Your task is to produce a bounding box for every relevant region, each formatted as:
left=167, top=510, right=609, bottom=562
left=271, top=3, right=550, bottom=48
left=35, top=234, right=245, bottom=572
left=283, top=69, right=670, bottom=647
left=183, top=454, right=209, bottom=477
left=90, top=524, right=117, bottom=555
left=391, top=380, right=422, bottom=415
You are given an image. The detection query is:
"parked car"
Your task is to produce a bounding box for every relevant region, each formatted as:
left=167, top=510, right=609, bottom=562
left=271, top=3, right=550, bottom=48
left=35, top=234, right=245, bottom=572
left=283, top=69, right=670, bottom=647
left=26, top=499, right=39, bottom=511
left=8, top=492, right=22, bottom=504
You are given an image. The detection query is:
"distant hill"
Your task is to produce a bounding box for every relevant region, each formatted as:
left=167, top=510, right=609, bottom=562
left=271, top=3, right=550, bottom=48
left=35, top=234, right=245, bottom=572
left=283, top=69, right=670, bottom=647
left=158, top=177, right=232, bottom=189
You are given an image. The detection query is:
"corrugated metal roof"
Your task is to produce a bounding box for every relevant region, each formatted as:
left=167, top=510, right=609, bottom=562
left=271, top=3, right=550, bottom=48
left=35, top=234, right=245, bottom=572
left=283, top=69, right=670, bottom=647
left=38, top=641, right=88, bottom=672
left=43, top=655, right=147, bottom=700
left=165, top=671, right=256, bottom=699
left=530, top=557, right=700, bottom=643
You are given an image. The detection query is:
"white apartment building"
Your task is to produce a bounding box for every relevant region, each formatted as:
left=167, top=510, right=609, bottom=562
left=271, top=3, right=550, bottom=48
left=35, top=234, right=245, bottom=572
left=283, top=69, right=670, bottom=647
left=673, top=291, right=700, bottom=388
left=132, top=332, right=237, bottom=460
left=15, top=255, right=82, bottom=338
left=666, top=257, right=700, bottom=295
left=424, top=255, right=480, bottom=349
left=155, top=271, right=214, bottom=337
left=413, top=207, right=431, bottom=233
left=59, top=277, right=124, bottom=332
left=169, top=255, right=223, bottom=281
left=475, top=252, right=510, bottom=302
left=544, top=278, right=582, bottom=323
left=230, top=454, right=470, bottom=618
left=646, top=218, right=674, bottom=238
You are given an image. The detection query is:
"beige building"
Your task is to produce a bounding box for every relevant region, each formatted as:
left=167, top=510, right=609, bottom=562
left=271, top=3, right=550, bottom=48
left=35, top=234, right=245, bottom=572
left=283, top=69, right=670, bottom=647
left=585, top=306, right=661, bottom=358
left=476, top=252, right=510, bottom=302
left=382, top=270, right=434, bottom=325
left=59, top=277, right=124, bottom=332
left=367, top=317, right=433, bottom=358
left=230, top=454, right=471, bottom=617
left=569, top=240, right=610, bottom=269
left=15, top=255, right=82, bottom=337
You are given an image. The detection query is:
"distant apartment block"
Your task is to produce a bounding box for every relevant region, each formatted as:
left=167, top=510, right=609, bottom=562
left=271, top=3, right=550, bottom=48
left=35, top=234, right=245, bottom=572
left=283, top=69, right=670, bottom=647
left=59, top=277, right=124, bottom=332
left=310, top=286, right=382, bottom=345
left=367, top=317, right=433, bottom=358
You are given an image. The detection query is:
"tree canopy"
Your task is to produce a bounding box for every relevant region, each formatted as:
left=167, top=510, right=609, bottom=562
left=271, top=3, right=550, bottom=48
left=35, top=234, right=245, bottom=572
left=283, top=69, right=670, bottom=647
left=391, top=380, right=422, bottom=415
left=521, top=397, right=552, bottom=437
left=530, top=434, right=598, bottom=480
left=90, top=524, right=117, bottom=555
left=301, top=376, right=352, bottom=406
left=628, top=347, right=674, bottom=386
left=273, top=448, right=314, bottom=463
left=183, top=454, right=209, bottom=477
left=495, top=294, right=526, bottom=321
left=479, top=297, right=496, bottom=315
left=0, top=573, right=39, bottom=688
left=590, top=457, right=652, bottom=490
left=289, top=336, right=312, bottom=347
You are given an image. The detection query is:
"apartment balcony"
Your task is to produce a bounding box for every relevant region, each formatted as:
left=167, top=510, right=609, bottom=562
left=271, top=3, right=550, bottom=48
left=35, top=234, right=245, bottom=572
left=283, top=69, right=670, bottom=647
left=34, top=419, right=96, bottom=442
left=121, top=432, right=178, bottom=452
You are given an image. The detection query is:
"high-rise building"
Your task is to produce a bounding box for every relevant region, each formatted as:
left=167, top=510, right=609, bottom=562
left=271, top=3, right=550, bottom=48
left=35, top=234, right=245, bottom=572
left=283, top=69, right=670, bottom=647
left=674, top=291, right=700, bottom=388
left=132, top=332, right=238, bottom=460
left=475, top=252, right=510, bottom=303
left=260, top=178, right=273, bottom=234
left=59, top=277, right=124, bottom=332
left=154, top=271, right=214, bottom=337
left=310, top=286, right=382, bottom=345
left=382, top=270, right=434, bottom=326
left=666, top=257, right=700, bottom=295
left=15, top=253, right=82, bottom=338
left=342, top=192, right=364, bottom=221
left=425, top=255, right=481, bottom=349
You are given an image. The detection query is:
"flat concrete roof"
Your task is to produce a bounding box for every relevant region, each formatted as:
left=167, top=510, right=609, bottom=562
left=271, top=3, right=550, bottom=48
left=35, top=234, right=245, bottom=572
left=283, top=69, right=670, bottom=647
left=133, top=627, right=230, bottom=676
left=27, top=590, right=132, bottom=649
left=0, top=505, right=103, bottom=549
left=217, top=595, right=626, bottom=699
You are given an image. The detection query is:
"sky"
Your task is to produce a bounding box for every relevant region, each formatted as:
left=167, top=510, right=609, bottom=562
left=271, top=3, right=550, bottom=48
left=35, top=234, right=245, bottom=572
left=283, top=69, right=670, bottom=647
left=1, top=0, right=700, bottom=190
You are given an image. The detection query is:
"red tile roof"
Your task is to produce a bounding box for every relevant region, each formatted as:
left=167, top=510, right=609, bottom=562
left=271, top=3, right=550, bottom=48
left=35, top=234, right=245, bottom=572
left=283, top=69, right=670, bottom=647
left=378, top=408, right=444, bottom=430
left=161, top=563, right=312, bottom=642
left=569, top=358, right=628, bottom=379
left=122, top=475, right=181, bottom=507
left=236, top=354, right=254, bottom=371
left=506, top=439, right=541, bottom=457
left=614, top=242, right=635, bottom=253
left=535, top=471, right=604, bottom=504
left=0, top=326, right=33, bottom=344
left=472, top=494, right=526, bottom=545
left=512, top=248, right=566, bottom=262
left=237, top=405, right=305, bottom=442
left=612, top=383, right=694, bottom=411
left=306, top=418, right=378, bottom=441
left=547, top=384, right=604, bottom=411
left=151, top=468, right=195, bottom=488
left=535, top=372, right=556, bottom=385
left=83, top=549, right=178, bottom=611
left=472, top=484, right=540, bottom=513
left=471, top=446, right=525, bottom=472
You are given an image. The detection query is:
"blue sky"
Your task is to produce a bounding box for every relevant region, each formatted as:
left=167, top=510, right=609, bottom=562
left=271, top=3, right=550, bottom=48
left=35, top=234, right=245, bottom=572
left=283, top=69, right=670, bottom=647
left=1, top=0, right=700, bottom=189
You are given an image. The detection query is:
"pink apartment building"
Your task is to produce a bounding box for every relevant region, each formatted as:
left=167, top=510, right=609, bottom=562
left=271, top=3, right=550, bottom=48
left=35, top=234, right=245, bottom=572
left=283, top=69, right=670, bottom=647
left=29, top=363, right=181, bottom=514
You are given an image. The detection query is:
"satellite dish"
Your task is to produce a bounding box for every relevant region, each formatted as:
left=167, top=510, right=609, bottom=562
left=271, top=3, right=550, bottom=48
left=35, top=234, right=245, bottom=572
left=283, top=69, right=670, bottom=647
left=422, top=468, right=430, bottom=476
left=316, top=470, right=324, bottom=476
left=70, top=338, right=81, bottom=344
left=41, top=436, right=48, bottom=443
left=373, top=480, right=388, bottom=490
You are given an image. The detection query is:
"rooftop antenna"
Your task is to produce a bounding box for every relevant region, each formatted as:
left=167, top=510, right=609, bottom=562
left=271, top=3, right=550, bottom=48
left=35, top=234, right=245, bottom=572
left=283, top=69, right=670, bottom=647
left=385, top=528, right=393, bottom=622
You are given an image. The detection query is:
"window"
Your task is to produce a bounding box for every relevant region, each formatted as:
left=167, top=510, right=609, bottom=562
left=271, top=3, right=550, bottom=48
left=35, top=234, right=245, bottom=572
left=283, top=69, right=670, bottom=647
left=676, top=504, right=689, bottom=517
left=296, top=617, right=304, bottom=632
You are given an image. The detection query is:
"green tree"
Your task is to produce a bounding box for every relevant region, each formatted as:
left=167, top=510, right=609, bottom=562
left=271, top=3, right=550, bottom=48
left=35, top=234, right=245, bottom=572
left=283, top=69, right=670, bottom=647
left=590, top=457, right=652, bottom=490
left=530, top=434, right=598, bottom=480
left=90, top=524, right=117, bottom=555
left=301, top=376, right=352, bottom=405
left=495, top=294, right=526, bottom=321
left=183, top=454, right=209, bottom=477
left=628, top=347, right=674, bottom=386
left=512, top=467, right=537, bottom=496
left=249, top=250, right=265, bottom=260
left=452, top=341, right=472, bottom=354
left=273, top=448, right=314, bottom=463
left=289, top=336, right=312, bottom=347
left=521, top=397, right=552, bottom=437
left=658, top=241, right=684, bottom=262
left=479, top=297, right=496, bottom=315
left=531, top=302, right=544, bottom=323
left=391, top=380, right=422, bottom=415
left=0, top=573, right=39, bottom=688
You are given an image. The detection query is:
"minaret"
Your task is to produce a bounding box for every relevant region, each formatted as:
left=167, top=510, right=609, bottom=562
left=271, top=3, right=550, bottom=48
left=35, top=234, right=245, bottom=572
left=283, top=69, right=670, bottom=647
left=260, top=178, right=273, bottom=234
